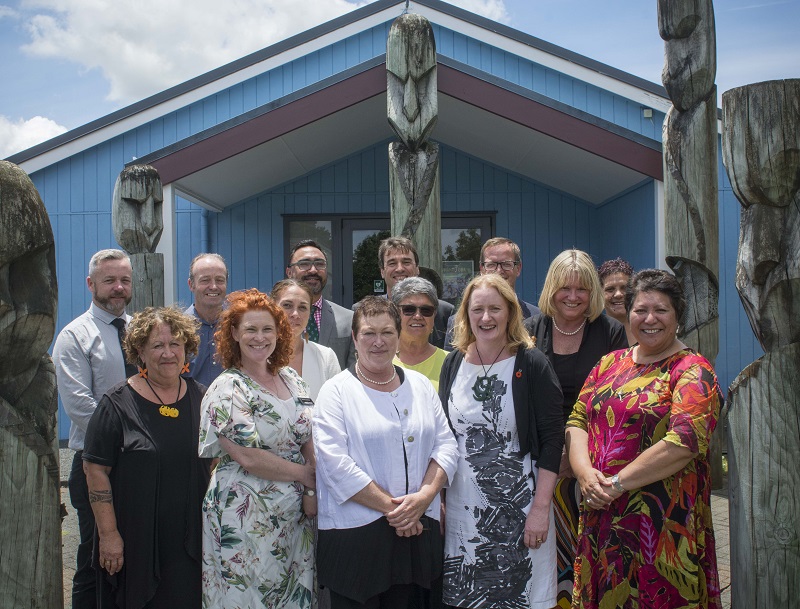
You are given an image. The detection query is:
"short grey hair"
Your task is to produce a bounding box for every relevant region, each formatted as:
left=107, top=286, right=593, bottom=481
left=189, top=253, right=228, bottom=283
left=89, top=249, right=129, bottom=277
left=391, top=277, right=438, bottom=308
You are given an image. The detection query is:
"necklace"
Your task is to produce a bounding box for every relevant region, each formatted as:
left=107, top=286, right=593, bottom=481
left=471, top=345, right=505, bottom=402
left=144, top=375, right=182, bottom=418
left=553, top=317, right=587, bottom=336
left=356, top=361, right=397, bottom=385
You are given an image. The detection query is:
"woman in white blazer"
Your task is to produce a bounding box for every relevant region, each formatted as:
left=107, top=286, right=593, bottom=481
left=272, top=279, right=341, bottom=399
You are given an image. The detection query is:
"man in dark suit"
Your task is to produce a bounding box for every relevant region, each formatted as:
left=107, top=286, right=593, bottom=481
left=286, top=240, right=356, bottom=369
left=377, top=236, right=454, bottom=349
left=444, top=237, right=540, bottom=349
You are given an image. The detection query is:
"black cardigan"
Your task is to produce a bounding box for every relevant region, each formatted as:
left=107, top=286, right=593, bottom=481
left=438, top=347, right=564, bottom=474
left=525, top=314, right=627, bottom=420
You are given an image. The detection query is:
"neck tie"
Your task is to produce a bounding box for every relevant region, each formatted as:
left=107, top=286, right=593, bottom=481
left=306, top=306, right=320, bottom=343
left=111, top=317, right=138, bottom=378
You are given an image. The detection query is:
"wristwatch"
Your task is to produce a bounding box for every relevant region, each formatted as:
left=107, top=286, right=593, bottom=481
left=611, top=474, right=626, bottom=493
left=303, top=488, right=316, bottom=497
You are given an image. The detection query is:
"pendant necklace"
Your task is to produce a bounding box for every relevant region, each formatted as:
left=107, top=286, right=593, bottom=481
left=553, top=317, right=587, bottom=336
left=356, top=361, right=397, bottom=385
left=471, top=345, right=504, bottom=401
left=144, top=375, right=182, bottom=418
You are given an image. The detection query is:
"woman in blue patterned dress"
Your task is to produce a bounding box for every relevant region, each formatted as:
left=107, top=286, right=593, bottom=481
left=199, top=288, right=316, bottom=609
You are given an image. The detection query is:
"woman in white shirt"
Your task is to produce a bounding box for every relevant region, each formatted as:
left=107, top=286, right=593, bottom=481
left=271, top=279, right=340, bottom=399
left=313, top=297, right=459, bottom=609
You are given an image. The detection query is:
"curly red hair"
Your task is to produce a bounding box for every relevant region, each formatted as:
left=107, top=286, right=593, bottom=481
left=215, top=288, right=293, bottom=373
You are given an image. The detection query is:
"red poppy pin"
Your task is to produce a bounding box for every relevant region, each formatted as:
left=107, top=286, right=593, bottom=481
left=515, top=369, right=522, bottom=378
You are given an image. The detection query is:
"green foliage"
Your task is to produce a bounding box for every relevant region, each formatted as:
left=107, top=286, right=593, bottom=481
left=352, top=230, right=391, bottom=303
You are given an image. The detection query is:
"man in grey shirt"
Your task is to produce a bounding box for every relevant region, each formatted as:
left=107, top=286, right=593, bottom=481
left=53, top=249, right=133, bottom=609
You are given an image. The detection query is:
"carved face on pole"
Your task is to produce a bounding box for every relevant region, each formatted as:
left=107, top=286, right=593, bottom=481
left=658, top=0, right=716, bottom=111
left=112, top=164, right=164, bottom=254
left=386, top=13, right=438, bottom=151
left=722, top=80, right=800, bottom=352
left=0, top=161, right=58, bottom=400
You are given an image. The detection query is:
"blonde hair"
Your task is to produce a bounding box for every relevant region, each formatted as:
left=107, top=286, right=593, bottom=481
left=538, top=249, right=605, bottom=321
left=451, top=274, right=533, bottom=354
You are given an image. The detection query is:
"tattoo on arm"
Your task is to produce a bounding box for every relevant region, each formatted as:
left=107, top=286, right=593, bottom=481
left=89, top=489, right=113, bottom=504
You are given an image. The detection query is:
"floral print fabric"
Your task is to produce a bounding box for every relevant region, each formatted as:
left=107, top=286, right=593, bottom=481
left=199, top=367, right=315, bottom=609
left=567, top=348, right=722, bottom=609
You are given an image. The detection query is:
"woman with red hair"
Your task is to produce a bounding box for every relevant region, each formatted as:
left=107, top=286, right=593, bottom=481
left=199, top=288, right=316, bottom=609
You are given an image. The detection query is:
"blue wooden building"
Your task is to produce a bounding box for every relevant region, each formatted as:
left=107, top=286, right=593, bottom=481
left=6, top=0, right=760, bottom=441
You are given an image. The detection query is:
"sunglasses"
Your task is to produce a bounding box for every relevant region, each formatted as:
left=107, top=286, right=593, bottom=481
left=400, top=305, right=436, bottom=318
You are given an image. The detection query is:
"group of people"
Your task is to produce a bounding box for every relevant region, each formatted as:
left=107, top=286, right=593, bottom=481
left=55, top=237, right=722, bottom=609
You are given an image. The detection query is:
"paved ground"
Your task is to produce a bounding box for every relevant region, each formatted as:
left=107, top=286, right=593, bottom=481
left=60, top=448, right=732, bottom=608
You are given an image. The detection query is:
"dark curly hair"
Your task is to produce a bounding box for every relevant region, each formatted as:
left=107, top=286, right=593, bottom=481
left=123, top=306, right=200, bottom=366
left=625, top=269, right=687, bottom=323
left=215, top=288, right=293, bottom=373
left=597, top=257, right=634, bottom=282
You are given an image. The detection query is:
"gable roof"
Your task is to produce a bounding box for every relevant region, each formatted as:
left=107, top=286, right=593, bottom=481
left=8, top=0, right=670, bottom=179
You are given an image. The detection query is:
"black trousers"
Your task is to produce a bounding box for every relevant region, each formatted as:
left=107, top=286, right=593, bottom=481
left=69, top=451, right=97, bottom=609
left=330, top=584, right=414, bottom=609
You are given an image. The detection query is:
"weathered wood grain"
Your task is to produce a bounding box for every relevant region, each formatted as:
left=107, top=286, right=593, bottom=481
left=0, top=160, right=62, bottom=608
left=129, top=252, right=165, bottom=313
left=727, top=344, right=800, bottom=607
left=387, top=11, right=442, bottom=277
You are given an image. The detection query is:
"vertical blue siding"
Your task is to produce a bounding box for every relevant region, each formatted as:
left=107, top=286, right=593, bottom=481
left=595, top=181, right=657, bottom=271
left=430, top=24, right=665, bottom=142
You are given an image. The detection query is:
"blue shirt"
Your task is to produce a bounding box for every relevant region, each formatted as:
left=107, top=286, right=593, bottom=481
left=185, top=304, right=223, bottom=388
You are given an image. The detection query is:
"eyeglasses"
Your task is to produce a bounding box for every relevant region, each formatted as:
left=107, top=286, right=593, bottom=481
left=481, top=260, right=518, bottom=272
left=400, top=305, right=436, bottom=318
left=288, top=258, right=327, bottom=271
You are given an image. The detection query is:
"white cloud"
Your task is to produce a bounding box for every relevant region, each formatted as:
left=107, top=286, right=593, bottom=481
left=0, top=114, right=68, bottom=158
left=19, top=0, right=508, bottom=105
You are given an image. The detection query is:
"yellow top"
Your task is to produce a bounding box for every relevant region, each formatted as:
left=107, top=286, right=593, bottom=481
left=394, top=348, right=448, bottom=391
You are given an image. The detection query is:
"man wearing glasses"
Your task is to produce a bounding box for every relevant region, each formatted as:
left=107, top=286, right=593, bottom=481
left=478, top=237, right=539, bottom=319
left=376, top=236, right=454, bottom=349
left=444, top=237, right=540, bottom=349
left=286, top=239, right=355, bottom=369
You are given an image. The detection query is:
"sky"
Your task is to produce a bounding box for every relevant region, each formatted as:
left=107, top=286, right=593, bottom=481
left=1, top=0, right=798, bottom=159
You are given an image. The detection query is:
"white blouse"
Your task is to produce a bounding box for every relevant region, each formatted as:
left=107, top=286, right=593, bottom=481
left=313, top=368, right=459, bottom=530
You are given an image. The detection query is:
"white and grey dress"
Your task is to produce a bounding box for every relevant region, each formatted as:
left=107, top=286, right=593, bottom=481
left=443, top=356, right=556, bottom=609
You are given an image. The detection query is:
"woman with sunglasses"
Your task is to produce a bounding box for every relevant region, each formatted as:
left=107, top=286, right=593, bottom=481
left=391, top=277, right=448, bottom=391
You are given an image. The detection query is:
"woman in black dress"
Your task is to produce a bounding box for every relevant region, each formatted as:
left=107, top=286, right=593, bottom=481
left=83, top=306, right=212, bottom=608
left=524, top=249, right=627, bottom=609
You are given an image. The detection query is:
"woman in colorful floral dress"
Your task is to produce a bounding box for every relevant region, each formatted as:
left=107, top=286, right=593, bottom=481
left=566, top=269, right=721, bottom=609
left=199, top=288, right=316, bottom=609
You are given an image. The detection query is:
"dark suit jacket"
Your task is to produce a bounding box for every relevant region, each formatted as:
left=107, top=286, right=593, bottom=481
left=432, top=300, right=454, bottom=349
left=319, top=299, right=356, bottom=370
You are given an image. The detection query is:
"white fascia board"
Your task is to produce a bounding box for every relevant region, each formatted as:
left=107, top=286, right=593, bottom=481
left=19, top=6, right=404, bottom=176
left=174, top=185, right=224, bottom=213
left=19, top=1, right=674, bottom=176
left=411, top=5, right=672, bottom=114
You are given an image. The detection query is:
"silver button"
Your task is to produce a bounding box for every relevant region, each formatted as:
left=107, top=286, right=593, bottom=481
left=403, top=409, right=408, bottom=415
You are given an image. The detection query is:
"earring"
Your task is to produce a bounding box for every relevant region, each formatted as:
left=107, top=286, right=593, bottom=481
left=355, top=350, right=359, bottom=360
left=181, top=362, right=190, bottom=374
left=138, top=365, right=148, bottom=378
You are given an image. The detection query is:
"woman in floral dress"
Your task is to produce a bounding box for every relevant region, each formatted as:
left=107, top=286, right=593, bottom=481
left=566, top=270, right=721, bottom=608
left=199, top=288, right=317, bottom=609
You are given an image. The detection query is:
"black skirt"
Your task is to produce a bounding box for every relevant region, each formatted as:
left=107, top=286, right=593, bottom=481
left=318, top=516, right=443, bottom=603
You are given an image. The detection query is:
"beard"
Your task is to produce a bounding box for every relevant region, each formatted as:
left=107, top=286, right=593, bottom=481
left=95, top=293, right=132, bottom=316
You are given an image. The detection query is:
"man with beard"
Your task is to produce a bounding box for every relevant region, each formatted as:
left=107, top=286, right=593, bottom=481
left=286, top=240, right=355, bottom=369
left=185, top=253, right=228, bottom=386
left=54, top=248, right=135, bottom=609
